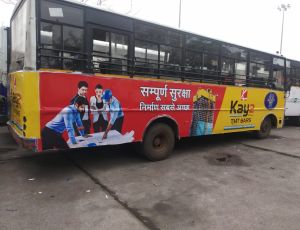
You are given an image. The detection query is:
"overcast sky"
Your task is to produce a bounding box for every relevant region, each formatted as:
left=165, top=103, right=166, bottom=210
left=1, top=0, right=299, bottom=60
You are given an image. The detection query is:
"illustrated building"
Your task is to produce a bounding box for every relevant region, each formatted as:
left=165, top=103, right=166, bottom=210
left=190, top=89, right=216, bottom=136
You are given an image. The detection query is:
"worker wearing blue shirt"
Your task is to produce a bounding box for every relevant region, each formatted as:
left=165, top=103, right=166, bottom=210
left=102, top=89, right=124, bottom=139
left=41, top=96, right=87, bottom=150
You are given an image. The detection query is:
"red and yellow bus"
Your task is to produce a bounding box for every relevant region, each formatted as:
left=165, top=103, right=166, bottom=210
left=8, top=0, right=287, bottom=160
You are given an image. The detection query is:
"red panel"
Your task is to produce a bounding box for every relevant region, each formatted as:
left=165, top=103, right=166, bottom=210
left=39, top=72, right=226, bottom=151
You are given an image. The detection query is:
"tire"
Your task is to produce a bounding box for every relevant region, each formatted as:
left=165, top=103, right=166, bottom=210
left=254, top=117, right=272, bottom=139
left=141, top=123, right=175, bottom=161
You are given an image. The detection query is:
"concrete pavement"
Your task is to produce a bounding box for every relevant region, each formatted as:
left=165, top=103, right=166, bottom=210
left=0, top=126, right=300, bottom=230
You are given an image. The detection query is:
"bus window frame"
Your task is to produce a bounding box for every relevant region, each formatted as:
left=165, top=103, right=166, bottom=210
left=37, top=0, right=87, bottom=71
left=86, top=23, right=133, bottom=75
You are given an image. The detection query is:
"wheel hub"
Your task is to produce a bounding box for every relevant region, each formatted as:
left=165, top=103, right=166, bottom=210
left=153, top=136, right=161, bottom=147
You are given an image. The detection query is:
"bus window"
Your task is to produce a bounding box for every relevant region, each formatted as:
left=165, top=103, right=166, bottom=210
left=63, top=26, right=84, bottom=70
left=202, top=39, right=219, bottom=55
left=235, top=61, right=247, bottom=86
left=273, top=68, right=285, bottom=90
left=134, top=40, right=159, bottom=77
left=249, top=63, right=269, bottom=87
left=185, top=50, right=202, bottom=81
left=135, top=22, right=180, bottom=47
left=40, top=22, right=61, bottom=69
left=159, top=45, right=181, bottom=79
left=250, top=52, right=270, bottom=65
left=135, top=23, right=163, bottom=44
left=248, top=52, right=271, bottom=87
left=203, top=53, right=218, bottom=83
left=221, top=58, right=234, bottom=85
left=286, top=60, right=300, bottom=89
left=272, top=57, right=285, bottom=90
left=221, top=44, right=247, bottom=60
left=92, top=29, right=110, bottom=73
left=111, top=32, right=128, bottom=74
left=186, top=35, right=204, bottom=51
left=221, top=44, right=247, bottom=86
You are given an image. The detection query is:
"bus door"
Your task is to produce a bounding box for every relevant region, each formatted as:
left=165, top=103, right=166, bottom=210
left=86, top=24, right=132, bottom=75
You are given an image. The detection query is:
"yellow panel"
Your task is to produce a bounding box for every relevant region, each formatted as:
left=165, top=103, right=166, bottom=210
left=9, top=72, right=40, bottom=139
left=213, top=87, right=284, bottom=134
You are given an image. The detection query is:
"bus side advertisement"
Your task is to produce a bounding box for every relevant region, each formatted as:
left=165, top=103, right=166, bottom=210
left=9, top=72, right=284, bottom=152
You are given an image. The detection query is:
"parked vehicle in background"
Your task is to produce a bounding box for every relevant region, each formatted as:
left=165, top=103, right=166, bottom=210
left=7, top=0, right=288, bottom=160
left=0, top=26, right=9, bottom=125
left=285, top=59, right=300, bottom=126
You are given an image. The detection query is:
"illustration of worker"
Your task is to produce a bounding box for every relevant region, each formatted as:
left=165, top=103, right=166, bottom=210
left=101, top=89, right=124, bottom=140
left=90, top=84, right=108, bottom=133
left=41, top=96, right=88, bottom=150
left=70, top=81, right=91, bottom=134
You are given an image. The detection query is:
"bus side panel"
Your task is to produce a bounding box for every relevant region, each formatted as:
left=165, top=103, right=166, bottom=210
left=8, top=71, right=40, bottom=150
left=38, top=72, right=284, bottom=152
left=214, top=87, right=285, bottom=133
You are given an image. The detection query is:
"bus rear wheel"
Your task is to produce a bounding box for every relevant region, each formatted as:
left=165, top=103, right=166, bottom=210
left=141, top=123, right=175, bottom=161
left=254, top=117, right=272, bottom=139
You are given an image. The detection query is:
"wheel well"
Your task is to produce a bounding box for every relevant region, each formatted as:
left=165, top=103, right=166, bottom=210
left=144, top=117, right=179, bottom=140
left=265, top=114, right=277, bottom=128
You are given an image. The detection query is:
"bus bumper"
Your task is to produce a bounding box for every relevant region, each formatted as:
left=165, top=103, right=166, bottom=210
left=7, top=121, right=38, bottom=152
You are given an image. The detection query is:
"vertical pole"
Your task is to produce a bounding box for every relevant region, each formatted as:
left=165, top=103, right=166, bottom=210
left=179, top=0, right=182, bottom=28
left=280, top=9, right=285, bottom=55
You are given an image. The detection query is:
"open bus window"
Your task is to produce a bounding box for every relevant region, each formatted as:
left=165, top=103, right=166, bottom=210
left=111, top=32, right=128, bottom=74
left=41, top=22, right=61, bottom=49
left=40, top=22, right=62, bottom=69
left=92, top=29, right=110, bottom=72
left=134, top=40, right=159, bottom=77
left=92, top=29, right=128, bottom=74
left=273, top=69, right=285, bottom=90
left=249, top=63, right=270, bottom=87
left=248, top=52, right=271, bottom=87
left=221, top=58, right=234, bottom=85
left=235, top=61, right=246, bottom=86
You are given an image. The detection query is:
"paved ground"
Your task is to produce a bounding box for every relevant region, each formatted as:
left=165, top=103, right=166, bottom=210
left=0, top=126, right=300, bottom=230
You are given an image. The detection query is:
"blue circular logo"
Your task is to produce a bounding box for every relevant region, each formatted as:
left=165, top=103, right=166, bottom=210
left=264, top=92, right=278, bottom=110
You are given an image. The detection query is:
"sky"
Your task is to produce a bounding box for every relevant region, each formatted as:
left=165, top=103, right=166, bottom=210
left=0, top=0, right=299, bottom=60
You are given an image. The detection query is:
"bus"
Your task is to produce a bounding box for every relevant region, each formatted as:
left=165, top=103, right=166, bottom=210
left=8, top=0, right=287, bottom=160
left=0, top=26, right=9, bottom=125
left=285, top=59, right=300, bottom=126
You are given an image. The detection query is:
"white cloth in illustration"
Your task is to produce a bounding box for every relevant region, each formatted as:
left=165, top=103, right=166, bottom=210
left=67, top=130, right=135, bottom=148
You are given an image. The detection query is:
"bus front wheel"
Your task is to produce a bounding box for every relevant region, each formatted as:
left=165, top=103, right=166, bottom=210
left=141, top=123, right=175, bottom=161
left=254, top=117, right=272, bottom=139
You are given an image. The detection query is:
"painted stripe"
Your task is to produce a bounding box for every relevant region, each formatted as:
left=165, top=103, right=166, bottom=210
left=224, top=125, right=255, bottom=130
